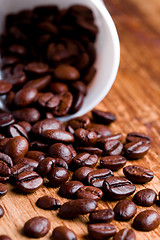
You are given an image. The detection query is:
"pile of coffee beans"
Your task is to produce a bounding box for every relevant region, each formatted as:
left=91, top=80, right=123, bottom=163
left=0, top=4, right=160, bottom=240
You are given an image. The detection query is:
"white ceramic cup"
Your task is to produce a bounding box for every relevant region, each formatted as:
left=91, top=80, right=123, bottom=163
left=0, top=0, right=120, bottom=121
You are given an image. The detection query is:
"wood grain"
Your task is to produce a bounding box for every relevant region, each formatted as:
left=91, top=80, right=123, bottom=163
left=1, top=0, right=160, bottom=239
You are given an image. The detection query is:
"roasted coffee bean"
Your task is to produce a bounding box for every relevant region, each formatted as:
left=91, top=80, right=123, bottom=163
left=8, top=124, right=28, bottom=139
left=92, top=110, right=116, bottom=125
left=52, top=226, right=77, bottom=240
left=87, top=169, right=114, bottom=188
left=0, top=183, right=8, bottom=196
left=0, top=152, right=13, bottom=167
left=126, top=132, right=151, bottom=144
left=123, top=165, right=154, bottom=183
left=0, top=205, right=4, bottom=218
left=0, top=112, right=15, bottom=129
left=104, top=140, right=123, bottom=156
left=59, top=199, right=97, bottom=219
left=89, top=123, right=111, bottom=139
left=88, top=223, right=116, bottom=240
left=4, top=136, right=29, bottom=159
left=77, top=147, right=103, bottom=156
left=52, top=91, right=73, bottom=116
left=59, top=181, right=84, bottom=199
left=89, top=209, right=115, bottom=223
left=0, top=138, right=11, bottom=153
left=37, top=157, right=55, bottom=178
left=0, top=235, right=12, bottom=240
left=24, top=62, right=49, bottom=76
left=114, top=199, right=137, bottom=221
left=133, top=210, right=160, bottom=231
left=49, top=143, right=72, bottom=165
left=36, top=196, right=61, bottom=210
left=67, top=145, right=77, bottom=159
left=113, top=228, right=135, bottom=240
left=53, top=64, right=80, bottom=81
left=54, top=158, right=68, bottom=169
left=23, top=75, right=51, bottom=91
left=24, top=216, right=50, bottom=238
left=97, top=133, right=122, bottom=147
left=38, top=92, right=60, bottom=110
left=0, top=80, right=12, bottom=95
left=30, top=141, right=49, bottom=151
left=25, top=151, right=46, bottom=162
left=17, top=121, right=31, bottom=133
left=14, top=87, right=38, bottom=107
left=12, top=156, right=38, bottom=168
left=133, top=188, right=157, bottom=207
left=74, top=128, right=97, bottom=146
left=123, top=140, right=150, bottom=159
left=73, top=166, right=93, bottom=183
left=49, top=167, right=70, bottom=187
left=100, top=156, right=127, bottom=171
left=76, top=186, right=103, bottom=201
left=73, top=153, right=98, bottom=169
left=103, top=176, right=136, bottom=200
left=13, top=108, right=40, bottom=123
left=11, top=163, right=35, bottom=176
left=8, top=44, right=26, bottom=56
left=70, top=91, right=84, bottom=114
left=67, top=116, right=91, bottom=130
left=16, top=171, right=43, bottom=193
left=0, top=162, right=11, bottom=177
left=71, top=81, right=87, bottom=95
left=42, top=129, right=74, bottom=143
left=5, top=71, right=26, bottom=86
left=50, top=82, right=68, bottom=94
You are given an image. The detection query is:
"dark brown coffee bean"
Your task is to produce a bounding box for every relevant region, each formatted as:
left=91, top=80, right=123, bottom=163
left=42, top=129, right=74, bottom=143
left=92, top=110, right=116, bottom=125
left=73, top=153, right=98, bottom=169
left=87, top=169, right=114, bottom=188
left=50, top=82, right=68, bottom=94
left=1, top=56, right=19, bottom=68
left=97, top=133, right=122, bottom=147
left=49, top=167, right=70, bottom=187
left=38, top=92, right=60, bottom=110
left=100, top=156, right=127, bottom=171
left=52, top=91, right=73, bottom=116
left=37, top=157, right=55, bottom=178
left=114, top=199, right=137, bottom=221
left=76, top=186, right=103, bottom=201
left=74, top=128, right=97, bottom=146
left=103, top=176, right=136, bottom=200
left=126, top=132, right=151, bottom=144
left=11, top=163, right=35, bottom=176
left=89, top=209, right=115, bottom=223
left=133, top=188, right=157, bottom=207
left=67, top=145, right=77, bottom=159
left=133, top=210, right=160, bottom=231
left=0, top=138, right=11, bottom=153
left=123, top=165, right=154, bottom=183
left=71, top=81, right=87, bottom=95
left=0, top=162, right=11, bottom=177
left=113, top=228, right=135, bottom=240
left=49, top=143, right=72, bottom=165
left=8, top=44, right=26, bottom=56
left=67, top=116, right=91, bottom=130
left=0, top=80, right=12, bottom=95
left=59, top=199, right=97, bottom=219
left=123, top=140, right=150, bottom=159
left=12, top=156, right=38, bottom=168
left=23, top=75, right=51, bottom=91
left=13, top=108, right=40, bottom=123
left=0, top=152, right=13, bottom=167
left=88, top=223, right=116, bottom=240
left=73, top=166, right=93, bottom=183
left=0, top=112, right=15, bottom=129
left=24, top=216, right=50, bottom=238
left=8, top=124, right=28, bottom=139
left=0, top=235, right=12, bottom=240
left=14, top=87, right=38, bottom=107
left=53, top=64, right=80, bottom=80
left=0, top=205, right=4, bottom=218
left=17, top=121, right=31, bottom=133
left=36, top=196, right=61, bottom=210
left=16, top=171, right=43, bottom=193
left=77, top=147, right=103, bottom=156
left=52, top=226, right=77, bottom=240
left=104, top=140, right=123, bottom=156
left=54, top=158, right=68, bottom=169
left=59, top=181, right=84, bottom=199
left=30, top=141, right=49, bottom=151
left=0, top=183, right=8, bottom=196
left=4, top=136, right=29, bottom=159
left=24, top=62, right=49, bottom=75
left=89, top=123, right=111, bottom=139
left=25, top=151, right=46, bottom=162
left=70, top=91, right=84, bottom=114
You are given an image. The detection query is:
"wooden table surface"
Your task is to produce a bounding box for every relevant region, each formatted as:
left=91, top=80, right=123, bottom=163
left=1, top=0, right=160, bottom=239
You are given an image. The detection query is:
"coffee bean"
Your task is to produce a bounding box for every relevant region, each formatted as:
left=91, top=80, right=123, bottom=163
left=59, top=199, right=97, bottom=219
left=77, top=147, right=103, bottom=156
left=73, top=166, right=93, bottom=183
left=17, top=121, right=32, bottom=133
left=123, top=140, right=150, bottom=159
left=13, top=108, right=40, bottom=123
left=30, top=141, right=49, bottom=151
left=97, top=133, right=122, bottom=147
left=67, top=145, right=77, bottom=159
left=113, top=228, right=135, bottom=240
left=87, top=169, right=114, bottom=188
left=25, top=151, right=46, bottom=162
left=36, top=196, right=61, bottom=210
left=73, top=153, right=98, bottom=169
left=76, top=186, right=103, bottom=201
left=49, top=143, right=72, bottom=165
left=5, top=71, right=26, bottom=86
left=38, top=92, right=60, bottom=110
left=92, top=110, right=116, bottom=125
left=74, top=128, right=97, bottom=146
left=0, top=152, right=13, bottom=167
left=103, top=176, right=136, bottom=200
left=114, top=199, right=137, bottom=221
left=0, top=205, right=4, bottom=218
left=53, top=64, right=80, bottom=80
left=50, top=82, right=69, bottom=94
left=0, top=80, right=12, bottom=95
left=0, top=112, right=15, bottom=129
left=8, top=124, right=28, bottom=139
left=42, top=129, right=74, bottom=143
left=24, top=216, right=50, bottom=238
left=49, top=167, right=70, bottom=187
left=123, top=165, right=154, bottom=183
left=88, top=223, right=117, bottom=240
left=14, top=87, right=38, bottom=107
left=52, top=226, right=77, bottom=240
left=71, top=81, right=87, bottom=95
left=0, top=183, right=8, bottom=196
left=133, top=188, right=157, bottom=207
left=89, top=209, right=115, bottom=223
left=54, top=158, right=68, bottom=169
left=133, top=210, right=160, bottom=231
left=126, top=132, right=151, bottom=144
left=104, top=140, right=123, bottom=156
left=0, top=162, right=11, bottom=177
left=70, top=91, right=84, bottom=114
left=52, top=91, right=73, bottom=116
left=23, top=75, right=51, bottom=91
left=100, top=155, right=127, bottom=171
left=37, top=157, right=55, bottom=178
left=59, top=181, right=84, bottom=199
left=0, top=139, right=11, bottom=153
left=4, top=136, right=29, bottom=159
left=11, top=162, right=34, bottom=177
left=88, top=124, right=111, bottom=139
left=24, top=62, right=49, bottom=76
left=16, top=171, right=43, bottom=193
left=67, top=116, right=91, bottom=130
